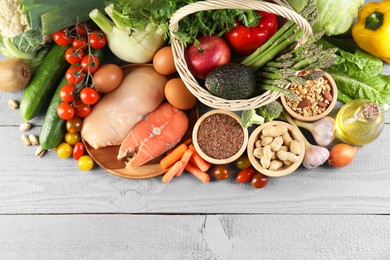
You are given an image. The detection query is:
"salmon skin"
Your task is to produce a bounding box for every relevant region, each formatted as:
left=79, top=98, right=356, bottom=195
left=118, top=102, right=189, bottom=169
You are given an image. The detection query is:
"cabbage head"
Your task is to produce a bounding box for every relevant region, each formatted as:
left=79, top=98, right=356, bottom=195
left=286, top=0, right=364, bottom=36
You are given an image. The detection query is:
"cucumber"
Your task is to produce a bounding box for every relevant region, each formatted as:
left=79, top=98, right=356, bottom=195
left=39, top=76, right=69, bottom=150
left=39, top=48, right=104, bottom=150
left=20, top=44, right=68, bottom=120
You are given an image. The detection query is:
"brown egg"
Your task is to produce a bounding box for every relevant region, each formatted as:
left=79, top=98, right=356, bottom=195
left=153, top=46, right=177, bottom=75
left=92, top=64, right=123, bottom=93
left=164, top=78, right=197, bottom=110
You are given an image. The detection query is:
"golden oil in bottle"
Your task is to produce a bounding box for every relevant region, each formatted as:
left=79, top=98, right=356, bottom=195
left=335, top=99, right=385, bottom=145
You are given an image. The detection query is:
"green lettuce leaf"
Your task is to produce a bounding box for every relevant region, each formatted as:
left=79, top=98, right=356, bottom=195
left=319, top=39, right=390, bottom=105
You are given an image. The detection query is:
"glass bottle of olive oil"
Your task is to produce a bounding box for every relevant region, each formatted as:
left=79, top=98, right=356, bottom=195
left=335, top=99, right=389, bottom=145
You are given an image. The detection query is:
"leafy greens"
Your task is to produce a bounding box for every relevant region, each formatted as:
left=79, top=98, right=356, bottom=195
left=0, top=28, right=49, bottom=72
left=318, top=39, right=390, bottom=105
left=286, top=0, right=364, bottom=36
left=107, top=0, right=260, bottom=45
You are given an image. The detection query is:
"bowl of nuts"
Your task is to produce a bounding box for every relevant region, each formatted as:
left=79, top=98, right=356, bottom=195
left=247, top=121, right=305, bottom=177
left=280, top=69, right=338, bottom=122
left=192, top=110, right=249, bottom=165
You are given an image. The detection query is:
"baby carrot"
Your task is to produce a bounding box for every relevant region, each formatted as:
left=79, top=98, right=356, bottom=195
left=166, top=138, right=192, bottom=155
left=185, top=162, right=210, bottom=183
left=188, top=144, right=211, bottom=172
left=160, top=143, right=188, bottom=170
left=175, top=149, right=193, bottom=177
left=162, top=161, right=183, bottom=184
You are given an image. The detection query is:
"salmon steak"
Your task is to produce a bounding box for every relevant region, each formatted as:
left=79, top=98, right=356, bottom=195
left=118, top=102, right=189, bottom=169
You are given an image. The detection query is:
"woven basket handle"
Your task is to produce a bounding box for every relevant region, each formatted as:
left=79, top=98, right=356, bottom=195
left=169, top=0, right=313, bottom=44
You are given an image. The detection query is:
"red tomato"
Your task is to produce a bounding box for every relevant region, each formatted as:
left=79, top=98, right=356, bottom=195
left=89, top=30, right=107, bottom=49
left=80, top=87, right=99, bottom=105
left=236, top=167, right=256, bottom=183
left=73, top=142, right=85, bottom=160
left=75, top=23, right=88, bottom=35
left=66, top=117, right=83, bottom=133
left=57, top=102, right=75, bottom=120
left=65, top=47, right=84, bottom=64
left=53, top=29, right=73, bottom=46
left=72, top=35, right=88, bottom=50
left=211, top=165, right=230, bottom=180
left=65, top=66, right=85, bottom=85
left=73, top=100, right=91, bottom=118
left=80, top=55, right=100, bottom=73
left=251, top=172, right=268, bottom=189
left=59, top=84, right=77, bottom=103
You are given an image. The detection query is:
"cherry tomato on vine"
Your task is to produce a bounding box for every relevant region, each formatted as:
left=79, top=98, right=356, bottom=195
left=53, top=29, right=73, bottom=46
left=211, top=165, right=230, bottom=180
left=56, top=143, right=73, bottom=159
left=65, top=47, right=85, bottom=64
left=57, top=102, right=75, bottom=120
left=65, top=132, right=81, bottom=145
left=236, top=167, right=256, bottom=183
left=73, top=99, right=91, bottom=118
left=251, top=172, right=268, bottom=189
left=66, top=117, right=83, bottom=133
left=80, top=87, right=99, bottom=105
left=78, top=155, right=94, bottom=171
left=59, top=84, right=77, bottom=103
left=75, top=23, right=88, bottom=35
left=72, top=35, right=88, bottom=50
left=89, top=30, right=106, bottom=49
left=80, top=55, right=100, bottom=73
left=65, top=66, right=85, bottom=85
left=73, top=142, right=85, bottom=160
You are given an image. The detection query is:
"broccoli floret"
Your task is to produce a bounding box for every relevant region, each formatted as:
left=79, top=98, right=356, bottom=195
left=240, top=109, right=265, bottom=128
left=259, top=101, right=284, bottom=122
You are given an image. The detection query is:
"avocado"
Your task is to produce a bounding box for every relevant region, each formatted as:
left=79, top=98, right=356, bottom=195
left=204, top=63, right=256, bottom=100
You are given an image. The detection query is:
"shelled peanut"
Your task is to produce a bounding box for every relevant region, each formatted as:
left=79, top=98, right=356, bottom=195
left=252, top=125, right=302, bottom=171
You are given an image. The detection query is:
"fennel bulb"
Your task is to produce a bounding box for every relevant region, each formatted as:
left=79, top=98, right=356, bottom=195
left=89, top=5, right=165, bottom=63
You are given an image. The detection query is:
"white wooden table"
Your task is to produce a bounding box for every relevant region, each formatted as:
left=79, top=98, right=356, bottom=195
left=1, top=12, right=390, bottom=260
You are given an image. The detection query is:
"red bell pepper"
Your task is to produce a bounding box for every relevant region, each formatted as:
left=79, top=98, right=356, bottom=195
left=225, top=11, right=278, bottom=56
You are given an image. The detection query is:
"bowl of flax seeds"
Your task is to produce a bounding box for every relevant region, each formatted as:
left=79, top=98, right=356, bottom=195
left=192, top=110, right=249, bottom=165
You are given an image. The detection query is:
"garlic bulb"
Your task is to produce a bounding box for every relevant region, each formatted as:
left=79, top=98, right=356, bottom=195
left=294, top=116, right=335, bottom=147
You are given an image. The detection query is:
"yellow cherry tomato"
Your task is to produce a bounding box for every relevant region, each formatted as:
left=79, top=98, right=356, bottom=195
left=78, top=155, right=94, bottom=171
left=64, top=132, right=81, bottom=145
left=56, top=143, right=73, bottom=159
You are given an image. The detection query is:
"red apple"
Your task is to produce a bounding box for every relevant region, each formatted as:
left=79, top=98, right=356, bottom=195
left=184, top=35, right=231, bottom=80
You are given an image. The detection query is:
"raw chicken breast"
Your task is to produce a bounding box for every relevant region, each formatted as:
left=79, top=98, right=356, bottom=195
left=81, top=66, right=167, bottom=149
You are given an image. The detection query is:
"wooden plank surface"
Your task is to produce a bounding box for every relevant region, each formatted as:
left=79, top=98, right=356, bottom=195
left=0, top=214, right=389, bottom=260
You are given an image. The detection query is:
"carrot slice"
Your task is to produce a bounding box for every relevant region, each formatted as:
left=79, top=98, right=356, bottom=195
left=185, top=162, right=210, bottom=183
left=160, top=143, right=188, bottom=170
left=162, top=161, right=183, bottom=184
left=175, top=149, right=193, bottom=177
left=188, top=144, right=211, bottom=172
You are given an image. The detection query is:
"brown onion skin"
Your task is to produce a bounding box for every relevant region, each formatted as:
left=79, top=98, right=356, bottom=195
left=328, top=143, right=360, bottom=168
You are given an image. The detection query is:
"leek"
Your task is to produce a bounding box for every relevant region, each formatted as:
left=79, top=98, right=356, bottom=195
left=89, top=5, right=165, bottom=63
left=21, top=0, right=106, bottom=35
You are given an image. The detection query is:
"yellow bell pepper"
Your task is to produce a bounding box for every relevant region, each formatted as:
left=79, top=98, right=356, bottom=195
left=352, top=0, right=390, bottom=63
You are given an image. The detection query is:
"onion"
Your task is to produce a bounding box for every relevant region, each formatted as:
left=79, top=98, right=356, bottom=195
left=328, top=143, right=360, bottom=167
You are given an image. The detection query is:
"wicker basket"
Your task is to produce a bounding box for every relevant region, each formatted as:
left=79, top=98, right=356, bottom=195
left=169, top=0, right=313, bottom=111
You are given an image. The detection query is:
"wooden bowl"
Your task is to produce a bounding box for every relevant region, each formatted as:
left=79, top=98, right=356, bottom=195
left=247, top=121, right=305, bottom=177
left=192, top=110, right=248, bottom=165
left=280, top=70, right=338, bottom=122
